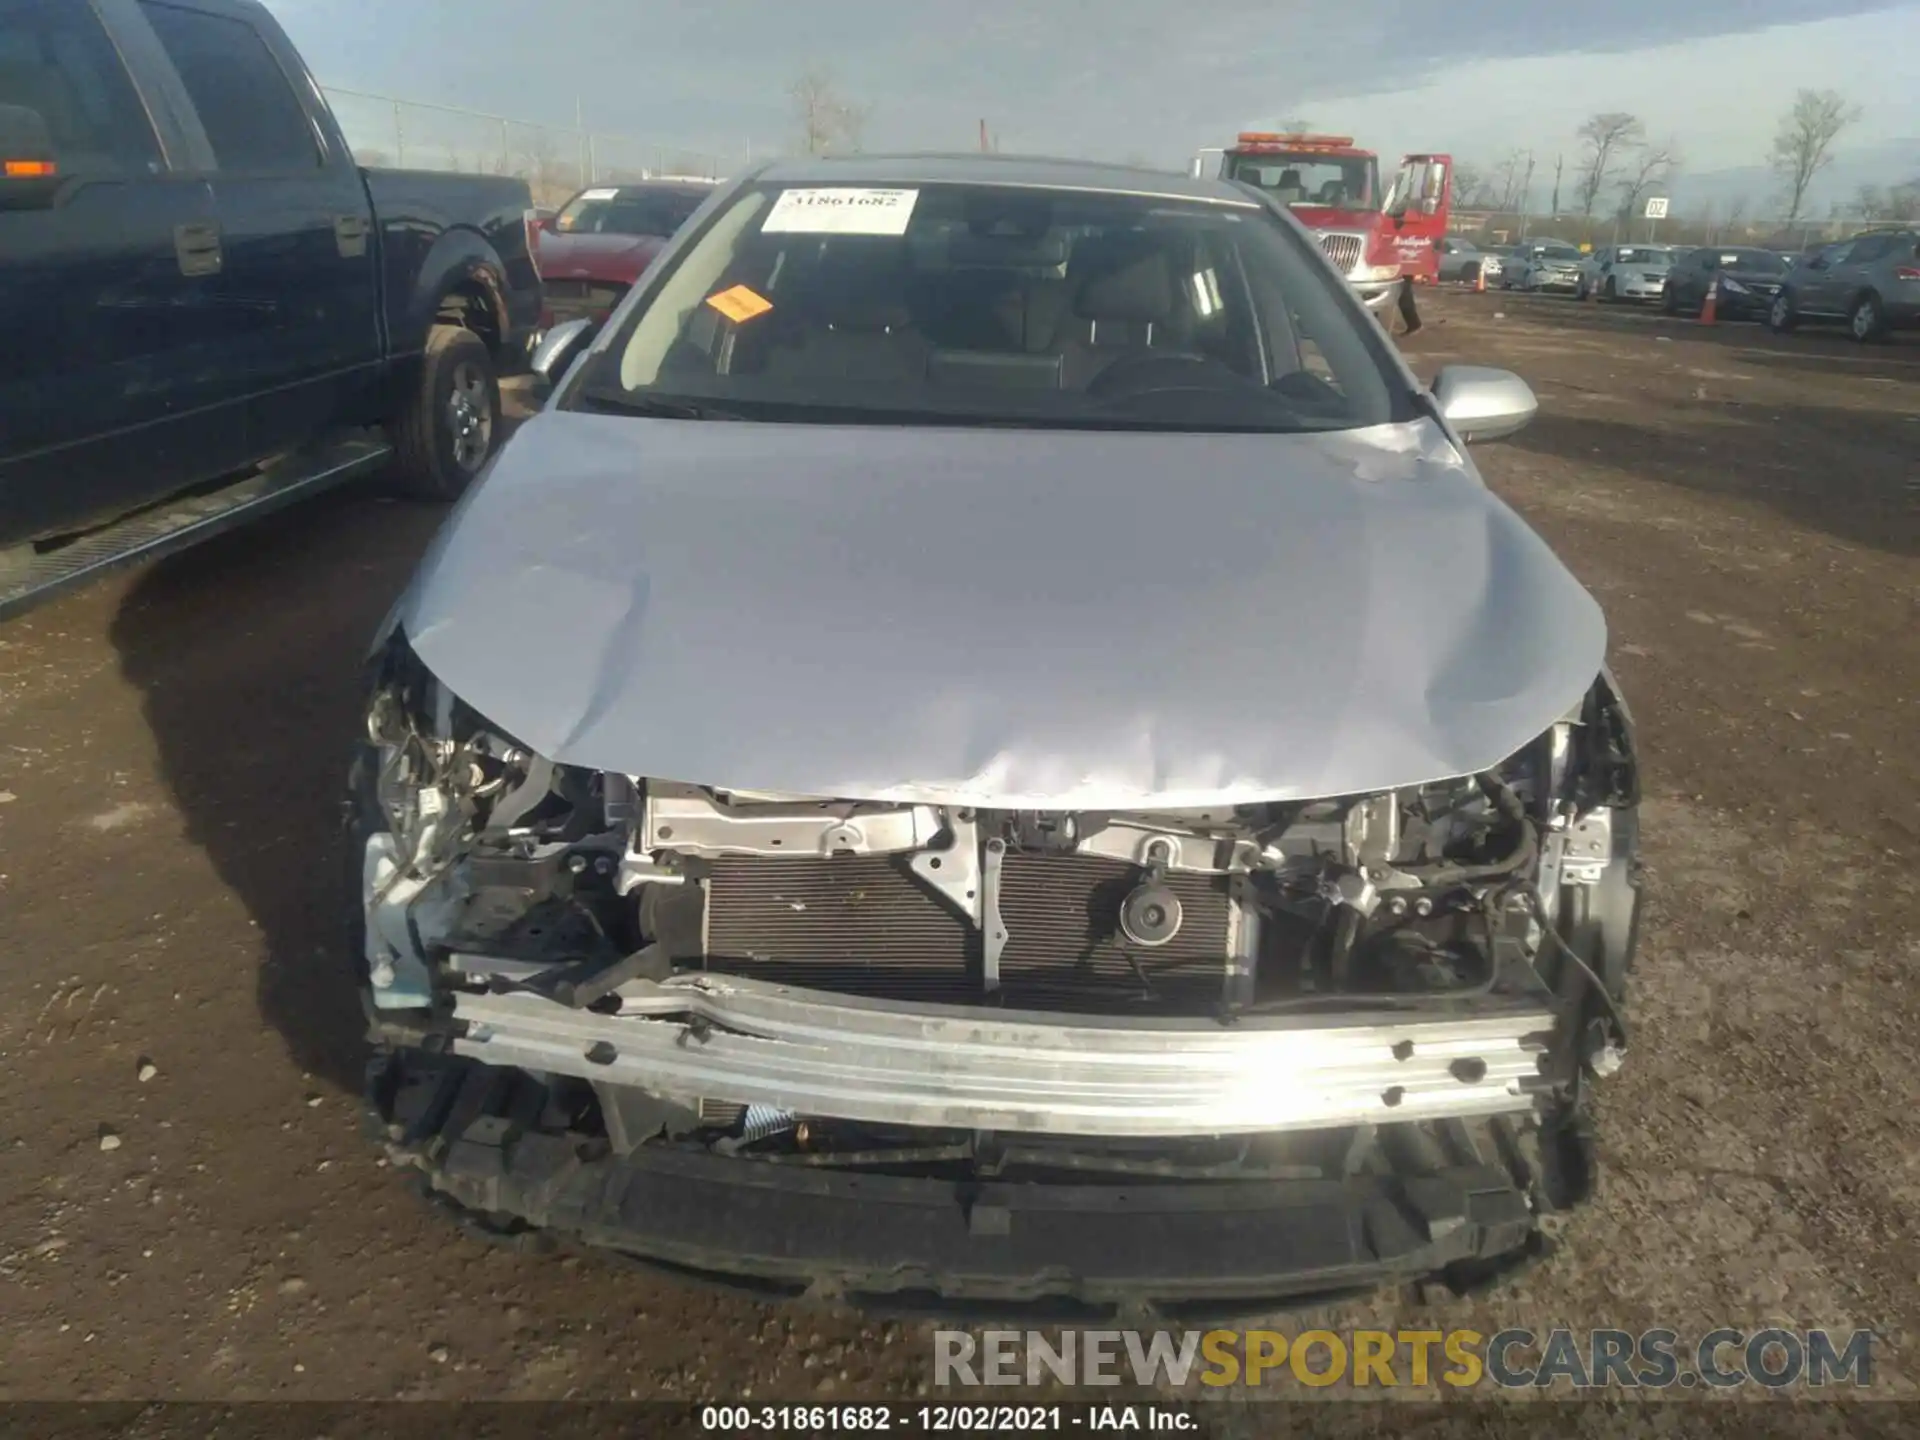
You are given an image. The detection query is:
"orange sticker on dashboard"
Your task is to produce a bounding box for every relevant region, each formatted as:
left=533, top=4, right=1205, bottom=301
left=705, top=285, right=773, bottom=323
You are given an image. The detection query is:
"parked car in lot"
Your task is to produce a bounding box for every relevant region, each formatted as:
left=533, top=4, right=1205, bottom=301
left=1436, top=235, right=1486, bottom=281
left=353, top=153, right=1641, bottom=1315
left=1576, top=244, right=1677, bottom=303
left=0, top=0, right=541, bottom=620
left=1767, top=229, right=1920, bottom=342
left=1663, top=246, right=1787, bottom=320
left=534, top=179, right=716, bottom=328
left=1502, top=240, right=1586, bottom=292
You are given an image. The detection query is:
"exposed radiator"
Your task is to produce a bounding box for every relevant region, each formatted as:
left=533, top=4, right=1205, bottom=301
left=701, top=853, right=1232, bottom=1013
left=1317, top=231, right=1365, bottom=274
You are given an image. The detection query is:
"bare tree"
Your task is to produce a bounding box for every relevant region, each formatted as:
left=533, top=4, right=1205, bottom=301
left=1575, top=112, right=1644, bottom=216
left=1549, top=154, right=1564, bottom=217
left=1490, top=150, right=1527, bottom=212
left=1770, top=89, right=1860, bottom=224
left=1273, top=116, right=1313, bottom=134
left=1724, top=193, right=1751, bottom=240
left=1451, top=161, right=1490, bottom=208
left=1614, top=140, right=1679, bottom=227
left=1852, top=179, right=1920, bottom=223
left=1697, top=197, right=1719, bottom=243
left=790, top=68, right=869, bottom=155
left=511, top=130, right=575, bottom=208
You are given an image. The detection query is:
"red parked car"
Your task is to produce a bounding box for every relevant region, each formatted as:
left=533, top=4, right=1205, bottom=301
left=535, top=180, right=716, bottom=327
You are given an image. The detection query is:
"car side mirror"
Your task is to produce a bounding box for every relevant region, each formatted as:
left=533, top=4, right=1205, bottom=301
left=530, top=317, right=599, bottom=389
left=1432, top=365, right=1537, bottom=443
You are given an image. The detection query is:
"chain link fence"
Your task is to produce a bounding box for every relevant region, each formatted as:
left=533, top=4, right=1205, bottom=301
left=322, top=87, right=736, bottom=207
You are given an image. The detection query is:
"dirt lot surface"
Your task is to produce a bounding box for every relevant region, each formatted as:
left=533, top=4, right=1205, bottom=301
left=2, top=291, right=1916, bottom=1424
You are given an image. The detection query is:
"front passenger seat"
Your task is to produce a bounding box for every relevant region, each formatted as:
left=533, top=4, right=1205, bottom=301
left=1059, top=236, right=1183, bottom=390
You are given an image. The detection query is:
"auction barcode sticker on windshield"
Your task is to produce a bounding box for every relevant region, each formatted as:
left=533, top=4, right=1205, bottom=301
left=762, top=187, right=919, bottom=236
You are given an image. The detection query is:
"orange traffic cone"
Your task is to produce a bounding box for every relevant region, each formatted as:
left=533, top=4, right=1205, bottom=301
left=1474, top=265, right=1486, bottom=294
left=1699, top=276, right=1719, bottom=325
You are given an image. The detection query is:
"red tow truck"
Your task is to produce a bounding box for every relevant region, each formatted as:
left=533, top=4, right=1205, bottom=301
left=1193, top=134, right=1452, bottom=316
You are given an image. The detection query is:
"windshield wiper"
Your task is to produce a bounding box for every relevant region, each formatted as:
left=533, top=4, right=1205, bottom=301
left=576, top=387, right=744, bottom=421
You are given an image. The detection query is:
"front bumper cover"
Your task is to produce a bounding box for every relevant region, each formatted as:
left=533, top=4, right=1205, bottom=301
left=375, top=1048, right=1553, bottom=1318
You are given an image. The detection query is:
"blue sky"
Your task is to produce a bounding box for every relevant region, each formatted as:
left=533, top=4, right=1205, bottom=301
left=268, top=0, right=1920, bottom=207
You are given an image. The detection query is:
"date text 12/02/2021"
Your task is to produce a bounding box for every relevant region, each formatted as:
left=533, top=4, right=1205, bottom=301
left=700, top=1404, right=1197, bottom=1432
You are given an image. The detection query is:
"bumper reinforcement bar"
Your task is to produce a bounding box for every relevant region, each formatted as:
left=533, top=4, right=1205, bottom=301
left=449, top=960, right=1555, bottom=1138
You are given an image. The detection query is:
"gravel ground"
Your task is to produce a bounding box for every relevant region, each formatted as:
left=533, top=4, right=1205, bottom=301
left=0, top=290, right=1915, bottom=1426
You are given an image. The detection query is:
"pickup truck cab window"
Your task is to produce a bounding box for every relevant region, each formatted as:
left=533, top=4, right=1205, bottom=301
left=0, top=0, right=163, bottom=175
left=138, top=0, right=321, bottom=171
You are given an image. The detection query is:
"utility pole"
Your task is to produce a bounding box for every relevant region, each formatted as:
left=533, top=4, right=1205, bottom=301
left=979, top=118, right=990, bottom=154
left=1518, top=151, right=1536, bottom=239
left=1549, top=154, right=1563, bottom=221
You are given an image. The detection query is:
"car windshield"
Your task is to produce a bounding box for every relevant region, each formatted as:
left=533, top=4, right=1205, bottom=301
left=1613, top=246, right=1672, bottom=268
left=572, top=180, right=1406, bottom=434
left=555, top=188, right=708, bottom=238
left=1533, top=245, right=1583, bottom=262
left=1226, top=154, right=1378, bottom=208
left=1720, top=249, right=1787, bottom=273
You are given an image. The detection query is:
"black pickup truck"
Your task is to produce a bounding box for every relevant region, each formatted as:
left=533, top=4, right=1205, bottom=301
left=0, top=0, right=543, bottom=618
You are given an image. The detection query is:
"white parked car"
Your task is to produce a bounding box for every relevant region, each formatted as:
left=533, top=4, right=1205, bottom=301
left=1575, top=245, right=1679, bottom=303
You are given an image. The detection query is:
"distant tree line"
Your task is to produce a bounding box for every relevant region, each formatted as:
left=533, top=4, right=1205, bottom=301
left=1451, top=88, right=1916, bottom=237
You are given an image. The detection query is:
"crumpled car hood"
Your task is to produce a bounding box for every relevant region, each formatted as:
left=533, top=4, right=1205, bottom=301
left=390, top=411, right=1606, bottom=807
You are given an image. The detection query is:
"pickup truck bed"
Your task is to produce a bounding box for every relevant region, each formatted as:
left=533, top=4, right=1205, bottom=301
left=0, top=0, right=542, bottom=619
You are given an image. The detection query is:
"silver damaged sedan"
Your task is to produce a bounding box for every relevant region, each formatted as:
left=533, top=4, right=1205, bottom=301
left=352, top=155, right=1641, bottom=1316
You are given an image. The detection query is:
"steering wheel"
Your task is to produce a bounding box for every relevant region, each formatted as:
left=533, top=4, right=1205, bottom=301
left=1085, top=351, right=1224, bottom=400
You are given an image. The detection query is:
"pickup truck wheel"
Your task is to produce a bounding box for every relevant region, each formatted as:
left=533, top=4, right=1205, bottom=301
left=392, top=325, right=500, bottom=501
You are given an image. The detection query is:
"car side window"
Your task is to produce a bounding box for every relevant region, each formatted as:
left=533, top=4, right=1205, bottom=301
left=139, top=1, right=321, bottom=172
left=0, top=0, right=163, bottom=175
left=1845, top=235, right=1890, bottom=263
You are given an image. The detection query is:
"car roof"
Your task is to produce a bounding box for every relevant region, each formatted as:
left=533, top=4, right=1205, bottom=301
left=585, top=180, right=715, bottom=197
left=747, top=153, right=1260, bottom=206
